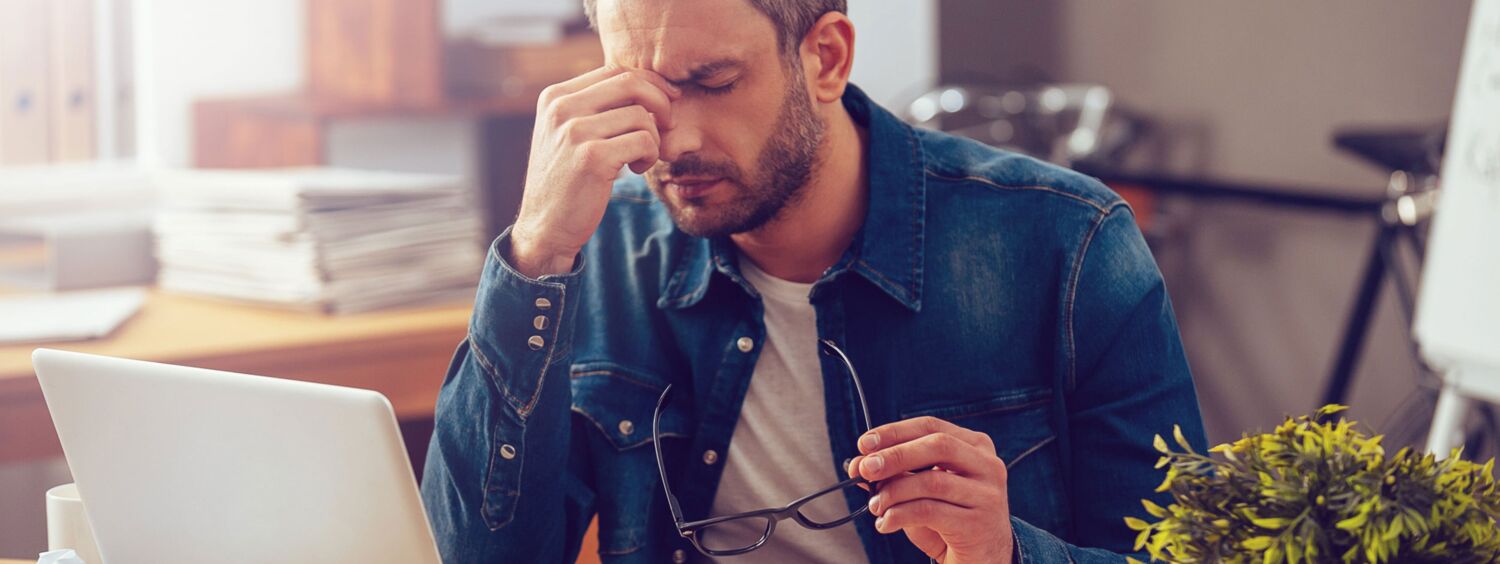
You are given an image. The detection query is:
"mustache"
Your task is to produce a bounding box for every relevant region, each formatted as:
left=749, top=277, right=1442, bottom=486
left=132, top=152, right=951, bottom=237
left=651, top=157, right=741, bottom=183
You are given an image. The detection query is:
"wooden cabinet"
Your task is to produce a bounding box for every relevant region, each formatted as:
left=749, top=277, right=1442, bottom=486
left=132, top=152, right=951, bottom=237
left=307, top=0, right=444, bottom=107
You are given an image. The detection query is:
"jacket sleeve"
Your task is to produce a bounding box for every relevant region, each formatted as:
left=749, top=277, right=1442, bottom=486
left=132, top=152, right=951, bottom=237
left=1014, top=204, right=1208, bottom=563
left=420, top=227, right=596, bottom=563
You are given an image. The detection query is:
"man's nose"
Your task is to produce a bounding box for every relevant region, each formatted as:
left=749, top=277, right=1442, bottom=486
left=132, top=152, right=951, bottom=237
left=658, top=110, right=702, bottom=163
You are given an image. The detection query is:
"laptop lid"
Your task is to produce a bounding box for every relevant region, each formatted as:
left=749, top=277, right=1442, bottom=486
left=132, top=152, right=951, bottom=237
left=33, top=349, right=441, bottom=564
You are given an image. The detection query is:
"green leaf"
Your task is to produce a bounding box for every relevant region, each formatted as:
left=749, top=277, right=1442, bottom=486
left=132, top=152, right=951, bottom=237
left=1243, top=536, right=1274, bottom=550
left=1154, top=473, right=1172, bottom=493
left=1315, top=404, right=1349, bottom=419
left=1252, top=517, right=1291, bottom=529
left=1173, top=424, right=1193, bottom=452
left=1133, top=527, right=1150, bottom=551
left=1142, top=499, right=1168, bottom=518
left=1336, top=511, right=1368, bottom=531
left=1264, top=542, right=1283, bottom=564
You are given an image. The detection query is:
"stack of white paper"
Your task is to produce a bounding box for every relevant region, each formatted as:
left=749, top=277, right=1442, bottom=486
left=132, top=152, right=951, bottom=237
left=152, top=168, right=484, bottom=314
left=0, top=288, right=145, bottom=344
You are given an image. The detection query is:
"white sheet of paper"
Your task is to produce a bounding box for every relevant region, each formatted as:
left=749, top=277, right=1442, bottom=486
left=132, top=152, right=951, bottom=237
left=36, top=549, right=86, bottom=564
left=0, top=288, right=146, bottom=345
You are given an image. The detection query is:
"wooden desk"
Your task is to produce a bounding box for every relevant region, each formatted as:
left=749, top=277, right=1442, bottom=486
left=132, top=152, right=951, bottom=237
left=0, top=289, right=472, bottom=464
left=0, top=291, right=608, bottom=564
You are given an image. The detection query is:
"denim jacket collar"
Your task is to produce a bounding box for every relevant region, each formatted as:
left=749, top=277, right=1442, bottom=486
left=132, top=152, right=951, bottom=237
left=656, top=84, right=927, bottom=312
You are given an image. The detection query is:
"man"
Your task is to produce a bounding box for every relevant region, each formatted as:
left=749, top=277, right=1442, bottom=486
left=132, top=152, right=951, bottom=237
left=421, top=0, right=1206, bottom=562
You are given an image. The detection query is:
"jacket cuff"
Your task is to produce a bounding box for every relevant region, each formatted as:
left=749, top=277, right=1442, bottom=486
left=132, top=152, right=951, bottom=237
left=468, top=226, right=584, bottom=420
left=1011, top=516, right=1071, bottom=564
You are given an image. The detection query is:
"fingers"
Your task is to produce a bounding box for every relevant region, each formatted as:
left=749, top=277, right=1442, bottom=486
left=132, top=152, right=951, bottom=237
left=619, top=69, right=683, bottom=104
left=866, top=470, right=994, bottom=515
left=552, top=70, right=679, bottom=130
left=566, top=105, right=661, bottom=150
left=859, top=416, right=994, bottom=455
left=539, top=65, right=628, bottom=102
left=591, top=130, right=661, bottom=176
left=851, top=418, right=1016, bottom=561
left=858, top=431, right=1002, bottom=481
left=874, top=498, right=968, bottom=536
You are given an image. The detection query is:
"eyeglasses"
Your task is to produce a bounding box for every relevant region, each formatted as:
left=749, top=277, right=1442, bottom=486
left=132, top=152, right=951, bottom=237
left=652, top=339, right=874, bottom=557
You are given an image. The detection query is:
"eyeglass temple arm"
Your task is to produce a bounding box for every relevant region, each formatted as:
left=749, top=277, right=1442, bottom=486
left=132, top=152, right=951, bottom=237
left=820, top=339, right=873, bottom=431
left=653, top=385, right=688, bottom=526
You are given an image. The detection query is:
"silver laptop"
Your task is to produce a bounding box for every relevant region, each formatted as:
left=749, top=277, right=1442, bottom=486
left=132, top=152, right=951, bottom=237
left=33, top=349, right=441, bottom=564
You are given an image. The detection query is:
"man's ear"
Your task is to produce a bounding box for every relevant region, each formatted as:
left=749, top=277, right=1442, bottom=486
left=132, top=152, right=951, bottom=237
left=800, top=11, right=855, bottom=104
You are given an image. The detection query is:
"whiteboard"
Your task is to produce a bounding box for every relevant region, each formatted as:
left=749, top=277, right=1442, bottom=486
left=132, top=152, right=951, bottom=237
left=1414, top=0, right=1500, bottom=372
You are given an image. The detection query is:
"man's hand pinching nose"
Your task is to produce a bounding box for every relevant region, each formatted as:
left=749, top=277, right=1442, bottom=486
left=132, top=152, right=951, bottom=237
left=509, top=66, right=681, bottom=278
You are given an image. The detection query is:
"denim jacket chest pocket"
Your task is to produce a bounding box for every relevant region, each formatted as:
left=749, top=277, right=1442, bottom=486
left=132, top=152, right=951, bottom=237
left=898, top=387, right=1068, bottom=534
left=570, top=362, right=691, bottom=560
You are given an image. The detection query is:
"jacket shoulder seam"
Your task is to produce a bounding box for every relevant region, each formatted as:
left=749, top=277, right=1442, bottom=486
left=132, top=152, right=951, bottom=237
left=1063, top=205, right=1129, bottom=390
left=924, top=169, right=1116, bottom=215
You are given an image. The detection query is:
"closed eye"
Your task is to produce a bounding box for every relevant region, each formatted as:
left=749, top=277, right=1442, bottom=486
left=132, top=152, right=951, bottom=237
left=693, top=80, right=739, bottom=96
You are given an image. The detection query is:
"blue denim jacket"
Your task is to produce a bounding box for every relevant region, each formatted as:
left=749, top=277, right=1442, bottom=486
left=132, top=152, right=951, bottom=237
left=421, top=85, right=1207, bottom=564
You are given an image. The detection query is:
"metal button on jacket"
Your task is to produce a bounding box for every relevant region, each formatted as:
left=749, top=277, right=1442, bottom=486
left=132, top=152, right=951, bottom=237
left=735, top=337, right=754, bottom=353
left=702, top=449, right=719, bottom=465
left=527, top=335, right=545, bottom=350
left=618, top=420, right=634, bottom=436
left=534, top=297, right=552, bottom=310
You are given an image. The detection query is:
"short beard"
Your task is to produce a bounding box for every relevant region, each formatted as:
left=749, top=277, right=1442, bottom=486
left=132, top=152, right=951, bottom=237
left=647, top=64, right=825, bottom=239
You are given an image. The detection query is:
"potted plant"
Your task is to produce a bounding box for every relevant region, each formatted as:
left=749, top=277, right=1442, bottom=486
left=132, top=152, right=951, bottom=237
left=1126, top=405, right=1500, bottom=563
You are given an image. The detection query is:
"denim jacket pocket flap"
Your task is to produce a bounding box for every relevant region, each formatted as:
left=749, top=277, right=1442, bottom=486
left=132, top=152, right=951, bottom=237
left=571, top=362, right=690, bottom=451
left=899, top=387, right=1055, bottom=466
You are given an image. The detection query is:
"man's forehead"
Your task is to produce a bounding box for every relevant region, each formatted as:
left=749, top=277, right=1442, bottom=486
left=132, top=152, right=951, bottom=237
left=595, top=0, right=777, bottom=80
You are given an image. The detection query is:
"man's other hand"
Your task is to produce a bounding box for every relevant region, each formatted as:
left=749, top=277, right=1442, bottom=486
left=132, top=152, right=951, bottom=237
left=847, top=416, right=1016, bottom=564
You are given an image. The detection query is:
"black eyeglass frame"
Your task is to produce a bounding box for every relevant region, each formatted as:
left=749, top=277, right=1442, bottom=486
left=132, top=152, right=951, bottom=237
left=652, top=339, right=874, bottom=557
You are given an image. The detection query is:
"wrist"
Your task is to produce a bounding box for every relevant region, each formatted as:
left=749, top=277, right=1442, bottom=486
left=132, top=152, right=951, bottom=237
left=507, top=228, right=578, bottom=279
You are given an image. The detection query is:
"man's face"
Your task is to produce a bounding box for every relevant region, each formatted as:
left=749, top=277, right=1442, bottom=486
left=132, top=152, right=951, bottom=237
left=596, top=0, right=826, bottom=238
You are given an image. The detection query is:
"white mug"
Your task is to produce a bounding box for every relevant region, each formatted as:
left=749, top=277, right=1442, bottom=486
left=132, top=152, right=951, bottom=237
left=46, top=483, right=102, bottom=564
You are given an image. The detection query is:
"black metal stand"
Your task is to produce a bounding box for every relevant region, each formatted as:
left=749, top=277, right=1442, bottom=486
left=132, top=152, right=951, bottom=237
left=1321, top=185, right=1430, bottom=407
left=1319, top=126, right=1446, bottom=409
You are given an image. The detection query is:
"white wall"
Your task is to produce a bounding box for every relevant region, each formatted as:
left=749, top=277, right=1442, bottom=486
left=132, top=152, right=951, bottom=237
left=132, top=0, right=305, bottom=168
left=848, top=0, right=938, bottom=110
left=942, top=0, right=1469, bottom=191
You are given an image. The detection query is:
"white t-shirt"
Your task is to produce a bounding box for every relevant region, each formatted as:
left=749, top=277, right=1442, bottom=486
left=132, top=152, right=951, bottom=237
left=699, top=258, right=868, bottom=563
